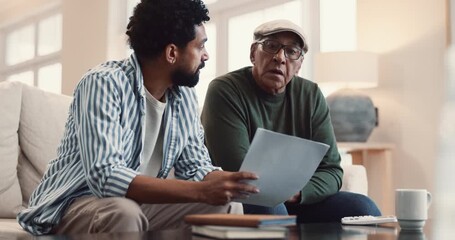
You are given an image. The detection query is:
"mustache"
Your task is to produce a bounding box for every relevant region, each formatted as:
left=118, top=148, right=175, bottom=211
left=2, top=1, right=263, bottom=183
left=198, top=62, right=205, bottom=70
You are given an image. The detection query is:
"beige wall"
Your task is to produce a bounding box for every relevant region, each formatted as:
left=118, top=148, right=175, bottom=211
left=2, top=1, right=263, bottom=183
left=62, top=0, right=109, bottom=95
left=357, top=0, right=447, bottom=217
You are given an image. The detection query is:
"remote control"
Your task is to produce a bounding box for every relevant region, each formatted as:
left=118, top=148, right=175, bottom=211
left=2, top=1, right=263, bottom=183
left=341, top=215, right=397, bottom=225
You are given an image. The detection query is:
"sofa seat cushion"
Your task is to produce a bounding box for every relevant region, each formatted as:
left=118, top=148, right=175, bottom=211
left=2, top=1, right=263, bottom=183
left=0, top=219, right=29, bottom=237
left=0, top=81, right=23, bottom=218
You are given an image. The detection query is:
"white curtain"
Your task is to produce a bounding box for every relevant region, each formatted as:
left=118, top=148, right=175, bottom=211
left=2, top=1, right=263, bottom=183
left=434, top=1, right=455, bottom=237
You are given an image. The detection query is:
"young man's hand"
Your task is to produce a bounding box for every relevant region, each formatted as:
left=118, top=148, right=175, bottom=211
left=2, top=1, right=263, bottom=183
left=199, top=171, right=260, bottom=205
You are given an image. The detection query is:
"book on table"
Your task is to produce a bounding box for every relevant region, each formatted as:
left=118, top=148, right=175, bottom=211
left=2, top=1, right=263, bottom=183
left=191, top=225, right=288, bottom=239
left=184, top=213, right=297, bottom=227
left=185, top=214, right=295, bottom=239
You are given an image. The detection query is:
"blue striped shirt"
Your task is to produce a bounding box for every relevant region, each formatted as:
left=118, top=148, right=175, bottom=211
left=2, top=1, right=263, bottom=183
left=17, top=53, right=220, bottom=235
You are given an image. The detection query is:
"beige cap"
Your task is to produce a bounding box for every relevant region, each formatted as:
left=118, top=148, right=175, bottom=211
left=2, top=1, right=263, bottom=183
left=253, top=19, right=308, bottom=53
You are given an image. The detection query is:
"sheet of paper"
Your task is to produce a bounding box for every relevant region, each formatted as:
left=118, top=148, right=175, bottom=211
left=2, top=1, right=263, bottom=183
left=236, top=128, right=329, bottom=207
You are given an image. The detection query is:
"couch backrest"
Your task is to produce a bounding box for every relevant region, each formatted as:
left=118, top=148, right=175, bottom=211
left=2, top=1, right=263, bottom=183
left=16, top=83, right=72, bottom=207
left=0, top=81, right=23, bottom=218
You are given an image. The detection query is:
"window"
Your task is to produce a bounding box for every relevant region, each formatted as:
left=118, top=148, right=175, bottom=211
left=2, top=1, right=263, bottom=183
left=38, top=14, right=62, bottom=56
left=319, top=0, right=356, bottom=52
left=5, top=24, right=35, bottom=66
left=5, top=71, right=33, bottom=85
left=38, top=63, right=62, bottom=94
left=1, top=8, right=62, bottom=94
left=194, top=23, right=216, bottom=110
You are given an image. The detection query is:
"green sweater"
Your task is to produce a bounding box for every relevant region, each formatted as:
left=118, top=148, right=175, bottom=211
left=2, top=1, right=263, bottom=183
left=201, top=67, right=343, bottom=204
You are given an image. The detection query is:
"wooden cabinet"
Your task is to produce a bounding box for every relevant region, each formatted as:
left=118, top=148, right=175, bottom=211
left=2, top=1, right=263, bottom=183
left=338, top=142, right=395, bottom=215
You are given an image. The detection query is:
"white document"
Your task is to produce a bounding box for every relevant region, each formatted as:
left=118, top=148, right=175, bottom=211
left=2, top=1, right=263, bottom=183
left=236, top=128, right=329, bottom=207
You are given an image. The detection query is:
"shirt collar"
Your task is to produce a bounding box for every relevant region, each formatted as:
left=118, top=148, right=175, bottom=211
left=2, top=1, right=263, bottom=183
left=129, top=52, right=145, bottom=97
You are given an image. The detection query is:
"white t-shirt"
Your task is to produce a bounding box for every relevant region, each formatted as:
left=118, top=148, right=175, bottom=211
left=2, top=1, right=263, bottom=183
left=139, top=88, right=166, bottom=177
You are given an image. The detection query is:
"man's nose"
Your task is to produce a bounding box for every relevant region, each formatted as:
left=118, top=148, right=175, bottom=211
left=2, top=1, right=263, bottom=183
left=203, top=49, right=209, bottom=61
left=274, top=48, right=286, bottom=63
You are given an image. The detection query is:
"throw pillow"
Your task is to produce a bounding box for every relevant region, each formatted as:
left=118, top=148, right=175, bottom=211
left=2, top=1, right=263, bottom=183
left=0, top=81, right=24, bottom=217
left=18, top=84, right=72, bottom=204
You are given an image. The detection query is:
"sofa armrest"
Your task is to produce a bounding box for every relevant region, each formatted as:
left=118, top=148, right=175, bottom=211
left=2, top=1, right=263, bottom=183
left=341, top=164, right=368, bottom=196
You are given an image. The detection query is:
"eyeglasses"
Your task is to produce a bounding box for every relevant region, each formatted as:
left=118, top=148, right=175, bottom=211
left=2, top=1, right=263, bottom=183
left=256, top=39, right=304, bottom=60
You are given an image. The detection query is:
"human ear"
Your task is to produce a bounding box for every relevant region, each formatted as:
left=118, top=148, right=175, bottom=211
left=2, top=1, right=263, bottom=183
left=165, top=44, right=178, bottom=64
left=250, top=43, right=257, bottom=64
left=294, top=58, right=304, bottom=75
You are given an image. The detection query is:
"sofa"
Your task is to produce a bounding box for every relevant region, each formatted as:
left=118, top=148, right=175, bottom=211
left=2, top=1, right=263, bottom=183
left=0, top=81, right=72, bottom=237
left=0, top=81, right=367, bottom=237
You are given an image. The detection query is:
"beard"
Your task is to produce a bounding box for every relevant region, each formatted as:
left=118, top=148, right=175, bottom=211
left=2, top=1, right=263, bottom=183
left=171, top=62, right=205, bottom=88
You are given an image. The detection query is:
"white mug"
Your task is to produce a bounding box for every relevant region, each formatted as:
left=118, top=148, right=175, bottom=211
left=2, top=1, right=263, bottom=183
left=395, top=189, right=432, bottom=230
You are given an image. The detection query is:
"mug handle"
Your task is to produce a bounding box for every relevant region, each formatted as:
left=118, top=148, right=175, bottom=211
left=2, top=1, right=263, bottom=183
left=427, top=191, right=432, bottom=208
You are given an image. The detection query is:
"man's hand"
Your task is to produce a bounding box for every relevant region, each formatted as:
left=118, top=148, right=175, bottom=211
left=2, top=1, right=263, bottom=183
left=286, top=192, right=301, bottom=204
left=199, top=171, right=260, bottom=205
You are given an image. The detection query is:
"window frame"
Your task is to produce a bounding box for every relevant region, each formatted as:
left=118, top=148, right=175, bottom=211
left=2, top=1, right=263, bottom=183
left=0, top=5, right=62, bottom=91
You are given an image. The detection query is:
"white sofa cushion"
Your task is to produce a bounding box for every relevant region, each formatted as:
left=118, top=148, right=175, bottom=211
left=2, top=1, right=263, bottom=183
left=0, top=81, right=23, bottom=218
left=0, top=219, right=28, bottom=237
left=341, top=164, right=368, bottom=196
left=17, top=84, right=72, bottom=205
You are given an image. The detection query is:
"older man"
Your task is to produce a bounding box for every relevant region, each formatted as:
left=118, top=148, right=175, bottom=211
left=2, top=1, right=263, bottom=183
left=201, top=19, right=381, bottom=222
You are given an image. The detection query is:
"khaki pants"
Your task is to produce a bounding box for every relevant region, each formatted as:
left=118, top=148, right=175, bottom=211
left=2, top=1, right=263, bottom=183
left=53, top=196, right=242, bottom=234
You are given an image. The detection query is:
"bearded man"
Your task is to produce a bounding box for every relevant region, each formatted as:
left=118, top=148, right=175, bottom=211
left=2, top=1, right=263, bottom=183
left=18, top=0, right=258, bottom=235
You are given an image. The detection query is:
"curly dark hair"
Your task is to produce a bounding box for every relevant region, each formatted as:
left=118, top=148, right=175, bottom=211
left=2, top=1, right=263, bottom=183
left=126, top=0, right=210, bottom=60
